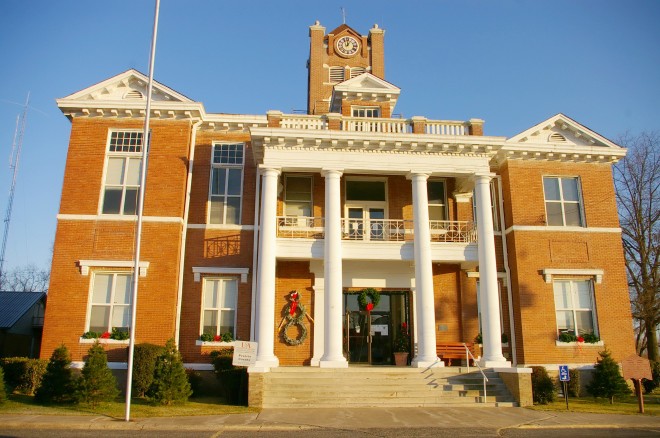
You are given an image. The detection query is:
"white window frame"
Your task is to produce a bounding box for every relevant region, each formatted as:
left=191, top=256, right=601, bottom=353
left=200, top=277, right=239, bottom=338
left=553, top=279, right=599, bottom=338
left=542, top=176, right=585, bottom=227
left=428, top=178, right=448, bottom=221
left=99, top=129, right=143, bottom=216
left=284, top=174, right=313, bottom=218
left=85, top=271, right=132, bottom=334
left=208, top=143, right=244, bottom=224
left=351, top=106, right=380, bottom=118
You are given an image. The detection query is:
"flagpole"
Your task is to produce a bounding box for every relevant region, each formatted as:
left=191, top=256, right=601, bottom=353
left=125, top=0, right=160, bottom=422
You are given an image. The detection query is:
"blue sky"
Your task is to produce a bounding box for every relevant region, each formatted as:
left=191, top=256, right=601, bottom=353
left=0, top=0, right=659, bottom=273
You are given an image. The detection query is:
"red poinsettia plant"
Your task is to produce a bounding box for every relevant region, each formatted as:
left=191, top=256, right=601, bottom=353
left=577, top=336, right=585, bottom=343
left=100, top=331, right=111, bottom=339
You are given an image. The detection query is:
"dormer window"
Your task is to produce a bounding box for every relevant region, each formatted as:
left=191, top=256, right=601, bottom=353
left=352, top=106, right=379, bottom=118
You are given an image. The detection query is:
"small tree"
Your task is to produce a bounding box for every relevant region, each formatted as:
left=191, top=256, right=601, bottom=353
left=0, top=366, right=7, bottom=404
left=643, top=360, right=660, bottom=394
left=132, top=343, right=164, bottom=398
left=567, top=368, right=581, bottom=398
left=148, top=339, right=191, bottom=405
left=77, top=342, right=119, bottom=406
left=35, top=344, right=76, bottom=404
left=586, top=349, right=632, bottom=404
left=531, top=366, right=555, bottom=404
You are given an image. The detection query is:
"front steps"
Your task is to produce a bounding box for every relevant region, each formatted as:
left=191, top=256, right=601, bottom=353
left=253, top=366, right=518, bottom=408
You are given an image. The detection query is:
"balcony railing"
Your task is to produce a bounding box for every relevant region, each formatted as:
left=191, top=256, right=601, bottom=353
left=276, top=216, right=477, bottom=243
left=341, top=117, right=412, bottom=133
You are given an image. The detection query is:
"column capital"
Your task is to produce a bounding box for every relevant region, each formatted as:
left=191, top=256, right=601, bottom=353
left=473, top=172, right=495, bottom=183
left=258, top=166, right=281, bottom=176
left=406, top=171, right=432, bottom=181
left=321, top=168, right=343, bottom=178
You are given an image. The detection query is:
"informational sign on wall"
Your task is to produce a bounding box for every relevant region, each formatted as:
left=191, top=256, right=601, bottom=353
left=232, top=341, right=258, bottom=367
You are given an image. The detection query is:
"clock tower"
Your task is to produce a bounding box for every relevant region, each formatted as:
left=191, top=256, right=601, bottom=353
left=307, top=22, right=385, bottom=115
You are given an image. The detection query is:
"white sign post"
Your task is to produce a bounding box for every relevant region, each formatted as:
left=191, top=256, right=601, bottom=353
left=232, top=341, right=258, bottom=367
left=559, top=365, right=570, bottom=410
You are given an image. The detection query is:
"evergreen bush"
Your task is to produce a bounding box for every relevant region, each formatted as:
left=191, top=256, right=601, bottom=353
left=567, top=368, right=581, bottom=397
left=209, top=349, right=248, bottom=405
left=77, top=342, right=119, bottom=406
left=586, top=349, right=631, bottom=404
left=643, top=360, right=660, bottom=394
left=185, top=369, right=203, bottom=397
left=0, top=357, right=46, bottom=394
left=132, top=343, right=164, bottom=398
left=148, top=339, right=191, bottom=405
left=531, top=366, right=555, bottom=404
left=35, top=344, right=76, bottom=404
left=0, top=366, right=7, bottom=404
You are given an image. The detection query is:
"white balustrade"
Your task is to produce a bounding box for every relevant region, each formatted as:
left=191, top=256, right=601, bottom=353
left=425, top=121, right=467, bottom=136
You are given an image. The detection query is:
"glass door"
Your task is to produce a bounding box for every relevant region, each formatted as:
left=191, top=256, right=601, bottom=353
left=343, top=291, right=410, bottom=365
left=346, top=207, right=385, bottom=241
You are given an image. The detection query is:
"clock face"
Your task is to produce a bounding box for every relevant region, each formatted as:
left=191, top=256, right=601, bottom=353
left=336, top=35, right=359, bottom=57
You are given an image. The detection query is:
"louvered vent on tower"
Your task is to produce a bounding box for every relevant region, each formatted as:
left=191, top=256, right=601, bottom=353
left=350, top=67, right=366, bottom=78
left=329, top=67, right=345, bottom=83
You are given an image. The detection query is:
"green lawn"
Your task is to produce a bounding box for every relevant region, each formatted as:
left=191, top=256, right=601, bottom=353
left=528, top=392, right=660, bottom=416
left=0, top=394, right=259, bottom=418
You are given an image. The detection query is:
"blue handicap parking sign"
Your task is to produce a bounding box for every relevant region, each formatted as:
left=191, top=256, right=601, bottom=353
left=559, top=365, right=570, bottom=382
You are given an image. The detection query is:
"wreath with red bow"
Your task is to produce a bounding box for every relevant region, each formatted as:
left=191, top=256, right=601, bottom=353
left=281, top=290, right=308, bottom=346
left=357, top=288, right=381, bottom=312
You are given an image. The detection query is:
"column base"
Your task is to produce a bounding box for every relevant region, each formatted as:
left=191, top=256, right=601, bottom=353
left=249, top=357, right=279, bottom=373
left=411, top=357, right=443, bottom=368
left=310, top=356, right=321, bottom=367
left=478, top=359, right=511, bottom=368
left=319, top=357, right=348, bottom=368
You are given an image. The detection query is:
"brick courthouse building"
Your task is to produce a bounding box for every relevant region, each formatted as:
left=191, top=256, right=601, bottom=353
left=42, top=22, right=635, bottom=405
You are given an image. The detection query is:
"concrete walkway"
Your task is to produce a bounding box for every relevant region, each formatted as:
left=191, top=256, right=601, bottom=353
left=1, top=407, right=659, bottom=432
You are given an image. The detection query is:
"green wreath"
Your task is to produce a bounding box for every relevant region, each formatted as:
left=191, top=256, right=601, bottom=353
left=357, top=288, right=381, bottom=311
left=281, top=290, right=308, bottom=346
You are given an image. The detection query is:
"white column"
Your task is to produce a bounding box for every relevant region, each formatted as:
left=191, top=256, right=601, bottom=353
left=474, top=174, right=510, bottom=367
left=309, top=260, right=325, bottom=366
left=250, top=167, right=280, bottom=372
left=320, top=169, right=348, bottom=368
left=409, top=172, right=441, bottom=368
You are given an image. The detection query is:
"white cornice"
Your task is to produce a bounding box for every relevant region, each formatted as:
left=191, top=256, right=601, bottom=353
left=541, top=268, right=604, bottom=284
left=504, top=225, right=621, bottom=234
left=192, top=267, right=249, bottom=283
left=77, top=260, right=150, bottom=277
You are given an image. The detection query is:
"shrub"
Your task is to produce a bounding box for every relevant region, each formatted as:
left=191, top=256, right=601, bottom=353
left=586, top=349, right=631, bottom=404
left=132, top=343, right=164, bottom=398
left=531, top=366, right=555, bottom=404
left=567, top=368, right=581, bottom=397
left=643, top=360, right=660, bottom=394
left=148, top=339, right=191, bottom=405
left=0, top=357, right=46, bottom=394
left=185, top=369, right=203, bottom=397
left=77, top=342, right=119, bottom=406
left=35, top=344, right=76, bottom=404
left=209, top=349, right=247, bottom=405
left=0, top=366, right=6, bottom=404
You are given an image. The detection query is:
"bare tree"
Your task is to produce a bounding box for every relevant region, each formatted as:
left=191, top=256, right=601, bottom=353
left=0, top=264, right=50, bottom=292
left=614, top=132, right=660, bottom=361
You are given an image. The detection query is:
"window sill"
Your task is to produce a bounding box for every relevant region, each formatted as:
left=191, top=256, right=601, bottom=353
left=556, top=340, right=604, bottom=347
left=79, top=338, right=129, bottom=345
left=195, top=340, right=234, bottom=347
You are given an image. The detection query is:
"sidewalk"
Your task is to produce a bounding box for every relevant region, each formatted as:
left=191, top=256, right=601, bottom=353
left=1, top=407, right=660, bottom=432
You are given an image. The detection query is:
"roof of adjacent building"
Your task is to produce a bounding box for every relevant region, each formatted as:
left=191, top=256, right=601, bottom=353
left=0, top=291, right=46, bottom=329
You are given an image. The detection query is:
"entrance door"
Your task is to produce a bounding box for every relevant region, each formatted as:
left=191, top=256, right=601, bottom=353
left=343, top=291, right=410, bottom=365
left=346, top=207, right=385, bottom=240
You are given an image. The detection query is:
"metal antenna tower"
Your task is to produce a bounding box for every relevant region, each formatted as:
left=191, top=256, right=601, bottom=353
left=0, top=93, right=30, bottom=279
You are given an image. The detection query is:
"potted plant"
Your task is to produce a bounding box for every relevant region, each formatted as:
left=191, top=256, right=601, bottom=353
left=393, top=322, right=410, bottom=366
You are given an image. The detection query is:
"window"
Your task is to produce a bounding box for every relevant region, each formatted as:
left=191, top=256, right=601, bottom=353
left=472, top=180, right=499, bottom=231
left=554, top=280, right=597, bottom=337
left=346, top=180, right=386, bottom=202
left=350, top=67, right=366, bottom=78
left=210, top=143, right=244, bottom=224
left=201, top=278, right=238, bottom=338
left=428, top=180, right=447, bottom=221
left=101, top=130, right=143, bottom=215
left=329, top=67, right=344, bottom=83
left=543, top=176, right=584, bottom=226
left=285, top=175, right=312, bottom=216
left=351, top=107, right=380, bottom=118
left=88, top=273, right=131, bottom=334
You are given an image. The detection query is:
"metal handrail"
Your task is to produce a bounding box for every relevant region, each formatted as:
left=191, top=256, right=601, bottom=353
left=463, top=342, right=488, bottom=403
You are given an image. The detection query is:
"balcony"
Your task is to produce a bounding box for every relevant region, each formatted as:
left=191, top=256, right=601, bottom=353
left=276, top=216, right=476, bottom=243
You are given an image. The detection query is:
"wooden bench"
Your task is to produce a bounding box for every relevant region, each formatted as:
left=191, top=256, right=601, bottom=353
left=436, top=342, right=477, bottom=366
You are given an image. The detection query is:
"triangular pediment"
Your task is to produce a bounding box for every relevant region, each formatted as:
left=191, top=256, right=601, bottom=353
left=328, top=23, right=362, bottom=39
left=60, top=69, right=194, bottom=103
left=334, top=73, right=400, bottom=93
left=507, top=113, right=621, bottom=149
